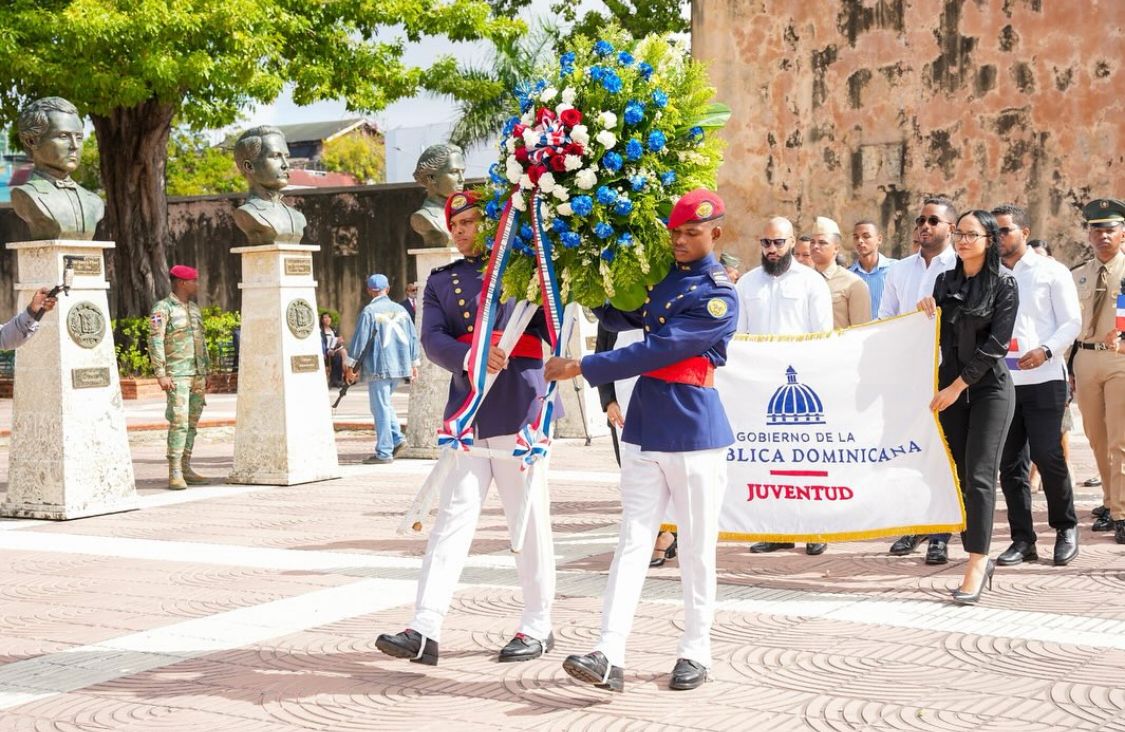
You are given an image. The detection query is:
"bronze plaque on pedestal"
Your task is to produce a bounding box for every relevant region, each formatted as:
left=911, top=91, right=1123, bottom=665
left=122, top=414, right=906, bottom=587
left=71, top=367, right=110, bottom=389
left=286, top=298, right=316, bottom=339
left=291, top=354, right=320, bottom=373
left=284, top=257, right=313, bottom=276
left=66, top=302, right=106, bottom=349
left=71, top=256, right=102, bottom=276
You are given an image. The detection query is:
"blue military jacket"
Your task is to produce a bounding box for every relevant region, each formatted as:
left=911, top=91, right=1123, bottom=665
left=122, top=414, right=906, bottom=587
left=581, top=253, right=738, bottom=452
left=421, top=256, right=550, bottom=440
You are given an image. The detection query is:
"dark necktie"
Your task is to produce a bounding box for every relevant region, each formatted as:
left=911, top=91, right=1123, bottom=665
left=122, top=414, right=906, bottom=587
left=1087, top=265, right=1108, bottom=339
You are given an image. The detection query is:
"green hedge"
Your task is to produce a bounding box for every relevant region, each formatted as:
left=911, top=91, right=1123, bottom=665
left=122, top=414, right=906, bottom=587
left=112, top=306, right=241, bottom=377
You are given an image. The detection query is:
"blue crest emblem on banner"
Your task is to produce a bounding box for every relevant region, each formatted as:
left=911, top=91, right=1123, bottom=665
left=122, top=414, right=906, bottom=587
left=767, top=366, right=825, bottom=426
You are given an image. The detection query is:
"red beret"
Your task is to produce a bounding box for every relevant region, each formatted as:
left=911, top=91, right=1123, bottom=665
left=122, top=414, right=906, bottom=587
left=444, top=190, right=480, bottom=230
left=667, top=189, right=725, bottom=230
left=169, top=265, right=199, bottom=281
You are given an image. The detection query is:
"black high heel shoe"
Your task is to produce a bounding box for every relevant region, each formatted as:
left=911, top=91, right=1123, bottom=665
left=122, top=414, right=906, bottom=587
left=650, top=534, right=678, bottom=568
left=951, top=558, right=995, bottom=605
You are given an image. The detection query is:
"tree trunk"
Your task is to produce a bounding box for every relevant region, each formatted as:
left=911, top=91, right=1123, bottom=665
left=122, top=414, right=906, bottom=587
left=91, top=100, right=176, bottom=317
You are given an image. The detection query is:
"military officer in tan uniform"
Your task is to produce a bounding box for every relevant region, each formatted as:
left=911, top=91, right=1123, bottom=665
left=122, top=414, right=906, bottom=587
left=1071, top=199, right=1125, bottom=543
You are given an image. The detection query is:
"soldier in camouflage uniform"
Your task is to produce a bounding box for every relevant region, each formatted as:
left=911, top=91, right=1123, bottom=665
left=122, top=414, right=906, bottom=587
left=148, top=265, right=210, bottom=490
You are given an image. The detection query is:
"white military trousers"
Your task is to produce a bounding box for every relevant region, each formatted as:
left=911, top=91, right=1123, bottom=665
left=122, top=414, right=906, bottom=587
left=596, top=442, right=726, bottom=668
left=411, top=433, right=555, bottom=642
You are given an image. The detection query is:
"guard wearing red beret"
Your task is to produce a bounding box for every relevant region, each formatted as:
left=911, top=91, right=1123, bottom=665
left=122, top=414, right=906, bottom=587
left=148, top=264, right=210, bottom=490
left=546, top=188, right=737, bottom=692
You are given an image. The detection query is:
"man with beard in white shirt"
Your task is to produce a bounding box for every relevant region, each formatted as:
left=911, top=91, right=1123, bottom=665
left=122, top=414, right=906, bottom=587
left=735, top=216, right=832, bottom=556
left=882, top=196, right=960, bottom=564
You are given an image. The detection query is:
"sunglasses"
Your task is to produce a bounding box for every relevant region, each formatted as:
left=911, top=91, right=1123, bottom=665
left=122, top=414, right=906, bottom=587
left=997, top=226, right=1022, bottom=237
left=759, top=238, right=789, bottom=249
left=915, top=215, right=951, bottom=227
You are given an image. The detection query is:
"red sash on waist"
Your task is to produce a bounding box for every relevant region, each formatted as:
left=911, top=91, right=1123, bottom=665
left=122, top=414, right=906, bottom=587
left=643, top=356, right=715, bottom=387
left=457, top=331, right=544, bottom=360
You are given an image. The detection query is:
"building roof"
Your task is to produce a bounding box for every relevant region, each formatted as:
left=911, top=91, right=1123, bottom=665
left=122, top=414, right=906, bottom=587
left=284, top=169, right=358, bottom=189
left=273, top=119, right=380, bottom=145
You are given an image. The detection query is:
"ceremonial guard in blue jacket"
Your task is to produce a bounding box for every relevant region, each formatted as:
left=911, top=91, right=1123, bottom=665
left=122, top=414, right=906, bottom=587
left=376, top=192, right=557, bottom=665
left=547, top=189, right=738, bottom=692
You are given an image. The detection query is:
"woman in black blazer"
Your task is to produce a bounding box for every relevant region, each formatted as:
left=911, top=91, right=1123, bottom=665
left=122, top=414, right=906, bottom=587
left=918, top=209, right=1018, bottom=604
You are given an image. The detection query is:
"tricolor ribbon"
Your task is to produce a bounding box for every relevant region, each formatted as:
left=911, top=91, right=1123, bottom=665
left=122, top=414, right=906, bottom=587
left=1116, top=293, right=1125, bottom=333
left=1004, top=338, right=1021, bottom=370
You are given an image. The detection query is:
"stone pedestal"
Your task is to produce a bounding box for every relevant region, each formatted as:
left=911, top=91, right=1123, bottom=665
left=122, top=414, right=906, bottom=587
left=230, top=244, right=340, bottom=484
left=401, top=246, right=461, bottom=459
left=555, top=304, right=610, bottom=441
left=2, top=240, right=137, bottom=520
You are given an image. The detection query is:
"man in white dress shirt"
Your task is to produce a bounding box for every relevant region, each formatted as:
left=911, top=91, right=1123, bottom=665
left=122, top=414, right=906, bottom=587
left=881, top=197, right=959, bottom=564
left=736, top=216, right=832, bottom=556
left=991, top=204, right=1082, bottom=567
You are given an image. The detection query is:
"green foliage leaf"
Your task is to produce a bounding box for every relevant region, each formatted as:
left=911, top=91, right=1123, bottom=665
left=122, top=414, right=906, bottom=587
left=320, top=131, right=385, bottom=184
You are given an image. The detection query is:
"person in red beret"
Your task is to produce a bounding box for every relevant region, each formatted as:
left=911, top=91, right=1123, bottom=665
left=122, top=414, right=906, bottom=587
left=148, top=265, right=211, bottom=490
left=546, top=188, right=738, bottom=692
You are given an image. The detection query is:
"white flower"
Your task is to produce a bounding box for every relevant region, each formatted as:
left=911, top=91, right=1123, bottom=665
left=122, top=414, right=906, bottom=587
left=561, top=87, right=577, bottom=105
left=564, top=154, right=582, bottom=171
left=506, top=159, right=524, bottom=184
left=570, top=124, right=589, bottom=146
left=537, top=172, right=556, bottom=193
left=595, top=130, right=617, bottom=150
left=539, top=202, right=554, bottom=220
left=554, top=103, right=574, bottom=116
left=540, top=87, right=558, bottom=103
left=519, top=173, right=533, bottom=190
left=522, top=128, right=540, bottom=148
left=575, top=168, right=598, bottom=190
left=511, top=191, right=526, bottom=211
left=556, top=202, right=574, bottom=216
left=521, top=110, right=534, bottom=126
left=505, top=138, right=517, bottom=153
left=598, top=111, right=618, bottom=130
left=552, top=186, right=570, bottom=202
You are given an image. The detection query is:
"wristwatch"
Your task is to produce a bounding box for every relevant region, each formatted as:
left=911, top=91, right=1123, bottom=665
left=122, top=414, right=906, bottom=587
left=1041, top=345, right=1053, bottom=360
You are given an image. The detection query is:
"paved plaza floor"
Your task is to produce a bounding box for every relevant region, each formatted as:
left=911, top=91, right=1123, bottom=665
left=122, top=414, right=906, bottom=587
left=0, top=392, right=1122, bottom=730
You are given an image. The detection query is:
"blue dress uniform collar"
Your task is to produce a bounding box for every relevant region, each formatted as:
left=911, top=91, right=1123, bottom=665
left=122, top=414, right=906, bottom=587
left=674, top=253, right=719, bottom=274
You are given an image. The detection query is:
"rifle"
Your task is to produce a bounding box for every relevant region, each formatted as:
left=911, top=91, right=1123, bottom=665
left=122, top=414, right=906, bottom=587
left=33, top=256, right=76, bottom=322
left=332, top=312, right=377, bottom=409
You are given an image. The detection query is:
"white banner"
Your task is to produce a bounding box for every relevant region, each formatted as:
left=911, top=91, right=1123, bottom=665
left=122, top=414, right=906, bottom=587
left=697, top=311, right=964, bottom=542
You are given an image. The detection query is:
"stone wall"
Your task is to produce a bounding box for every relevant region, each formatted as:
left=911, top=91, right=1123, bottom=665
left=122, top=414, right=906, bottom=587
left=1, top=182, right=430, bottom=337
left=692, top=0, right=1124, bottom=266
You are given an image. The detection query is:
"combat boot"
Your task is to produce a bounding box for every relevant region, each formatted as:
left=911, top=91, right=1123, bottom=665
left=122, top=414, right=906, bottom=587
left=181, top=451, right=209, bottom=485
left=168, top=460, right=188, bottom=491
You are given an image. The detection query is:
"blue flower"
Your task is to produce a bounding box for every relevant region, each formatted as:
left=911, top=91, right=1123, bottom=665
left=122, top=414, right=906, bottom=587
left=588, top=65, right=606, bottom=82
left=689, top=126, right=705, bottom=142
left=617, top=50, right=634, bottom=66
left=594, top=222, right=615, bottom=240
left=560, top=51, right=576, bottom=71
left=485, top=200, right=501, bottom=220
left=514, top=81, right=536, bottom=112
left=595, top=186, right=618, bottom=205
left=623, top=101, right=645, bottom=126
left=593, top=40, right=614, bottom=57
left=488, top=162, right=506, bottom=185
left=602, top=71, right=623, bottom=94
left=624, top=139, right=644, bottom=161
left=618, top=231, right=634, bottom=246
left=651, top=89, right=668, bottom=108
left=551, top=217, right=570, bottom=234
left=513, top=235, right=527, bottom=251
left=570, top=195, right=594, bottom=216
left=560, top=232, right=581, bottom=248
left=629, top=175, right=648, bottom=192
left=660, top=170, right=676, bottom=186
left=638, top=62, right=654, bottom=80
left=647, top=130, right=667, bottom=152
left=613, top=198, right=634, bottom=216
left=519, top=224, right=534, bottom=241
left=600, top=247, right=616, bottom=263
left=601, top=151, right=623, bottom=172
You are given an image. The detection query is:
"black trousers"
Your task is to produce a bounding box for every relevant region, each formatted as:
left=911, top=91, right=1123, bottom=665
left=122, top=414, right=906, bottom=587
left=939, top=374, right=1015, bottom=555
left=998, top=380, right=1077, bottom=543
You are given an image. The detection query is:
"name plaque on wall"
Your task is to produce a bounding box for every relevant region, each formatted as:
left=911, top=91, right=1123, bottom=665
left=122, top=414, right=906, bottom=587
left=71, top=256, right=103, bottom=276
left=290, top=355, right=321, bottom=373
left=284, top=258, right=313, bottom=276
left=71, top=367, right=110, bottom=389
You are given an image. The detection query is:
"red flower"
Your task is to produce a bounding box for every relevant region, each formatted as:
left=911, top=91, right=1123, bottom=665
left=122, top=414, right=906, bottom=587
left=512, top=123, right=526, bottom=139
left=514, top=146, right=530, bottom=163
left=559, top=108, right=582, bottom=128
left=549, top=154, right=568, bottom=173
left=528, top=163, right=548, bottom=185
left=535, top=107, right=556, bottom=126
left=564, top=142, right=584, bottom=157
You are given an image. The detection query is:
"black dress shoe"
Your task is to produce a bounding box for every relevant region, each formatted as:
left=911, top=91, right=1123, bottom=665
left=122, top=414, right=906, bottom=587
left=889, top=535, right=925, bottom=556
left=996, top=540, right=1038, bottom=566
left=1115, top=520, right=1125, bottom=545
left=1053, top=528, right=1078, bottom=566
left=1092, top=505, right=1110, bottom=518
left=650, top=535, right=678, bottom=568
left=750, top=542, right=795, bottom=553
left=951, top=559, right=995, bottom=605
left=562, top=651, right=624, bottom=692
left=1093, top=514, right=1113, bottom=531
left=669, top=658, right=709, bottom=690
left=376, top=629, right=438, bottom=666
left=805, top=543, right=827, bottom=556
left=925, top=541, right=948, bottom=565
left=498, top=632, right=554, bottom=663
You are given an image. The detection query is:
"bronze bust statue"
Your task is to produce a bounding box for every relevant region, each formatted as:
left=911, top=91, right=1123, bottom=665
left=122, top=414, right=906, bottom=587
left=11, top=97, right=105, bottom=240
left=232, top=126, right=307, bottom=245
left=410, top=143, right=465, bottom=247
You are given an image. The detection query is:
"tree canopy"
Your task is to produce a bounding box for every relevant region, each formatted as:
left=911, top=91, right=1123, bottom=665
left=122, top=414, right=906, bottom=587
left=321, top=133, right=386, bottom=185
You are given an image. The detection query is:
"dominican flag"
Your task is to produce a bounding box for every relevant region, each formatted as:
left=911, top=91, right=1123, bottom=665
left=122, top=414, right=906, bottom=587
left=1117, top=293, right=1125, bottom=333
left=1005, top=338, right=1021, bottom=370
